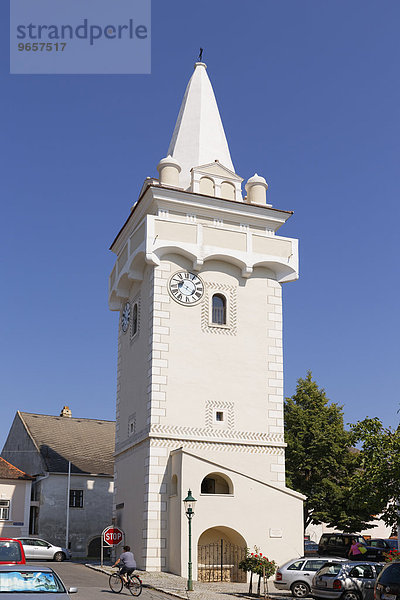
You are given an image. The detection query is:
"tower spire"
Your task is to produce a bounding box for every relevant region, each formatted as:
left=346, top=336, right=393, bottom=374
left=167, top=62, right=235, bottom=189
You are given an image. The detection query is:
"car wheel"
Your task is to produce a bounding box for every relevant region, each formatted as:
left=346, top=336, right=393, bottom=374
left=342, top=591, right=361, bottom=600
left=291, top=581, right=311, bottom=598
left=53, top=551, right=65, bottom=562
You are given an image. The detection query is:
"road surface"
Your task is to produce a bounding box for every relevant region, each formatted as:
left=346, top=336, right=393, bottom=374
left=34, top=561, right=177, bottom=600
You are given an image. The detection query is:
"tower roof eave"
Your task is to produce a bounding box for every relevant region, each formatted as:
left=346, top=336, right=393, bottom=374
left=109, top=182, right=293, bottom=253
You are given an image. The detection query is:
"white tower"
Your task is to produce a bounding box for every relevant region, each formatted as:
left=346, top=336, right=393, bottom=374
left=109, top=62, right=304, bottom=579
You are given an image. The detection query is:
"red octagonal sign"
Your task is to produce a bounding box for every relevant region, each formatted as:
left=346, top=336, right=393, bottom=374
left=103, top=526, right=124, bottom=546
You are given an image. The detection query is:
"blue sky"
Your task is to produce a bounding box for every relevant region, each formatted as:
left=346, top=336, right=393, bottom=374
left=1, top=1, right=399, bottom=449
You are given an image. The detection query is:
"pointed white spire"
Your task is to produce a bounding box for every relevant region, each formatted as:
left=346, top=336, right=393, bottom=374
left=167, top=62, right=235, bottom=189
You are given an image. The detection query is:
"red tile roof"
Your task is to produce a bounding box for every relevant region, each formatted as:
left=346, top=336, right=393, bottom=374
left=0, top=457, right=33, bottom=480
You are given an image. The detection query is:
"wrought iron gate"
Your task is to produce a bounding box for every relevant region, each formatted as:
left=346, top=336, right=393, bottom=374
left=197, top=540, right=246, bottom=583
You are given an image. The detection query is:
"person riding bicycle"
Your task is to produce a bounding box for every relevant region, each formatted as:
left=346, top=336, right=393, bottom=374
left=113, top=545, right=136, bottom=584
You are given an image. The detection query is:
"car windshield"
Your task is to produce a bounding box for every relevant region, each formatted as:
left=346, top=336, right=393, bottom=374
left=0, top=542, right=22, bottom=563
left=378, top=564, right=400, bottom=585
left=0, top=571, right=65, bottom=593
left=317, top=563, right=343, bottom=577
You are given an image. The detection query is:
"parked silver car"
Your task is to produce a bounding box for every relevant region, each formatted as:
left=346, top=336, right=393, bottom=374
left=311, top=560, right=384, bottom=600
left=16, top=538, right=71, bottom=562
left=275, top=557, right=347, bottom=597
left=0, top=565, right=77, bottom=599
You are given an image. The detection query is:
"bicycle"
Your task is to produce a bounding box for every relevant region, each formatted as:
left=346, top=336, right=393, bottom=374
left=109, top=568, right=142, bottom=596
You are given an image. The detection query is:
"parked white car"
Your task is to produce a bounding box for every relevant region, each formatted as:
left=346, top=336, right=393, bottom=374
left=16, top=538, right=71, bottom=562
left=275, top=556, right=348, bottom=597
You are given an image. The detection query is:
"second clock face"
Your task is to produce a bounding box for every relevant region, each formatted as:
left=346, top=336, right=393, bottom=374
left=121, top=302, right=131, bottom=332
left=168, top=271, right=204, bottom=305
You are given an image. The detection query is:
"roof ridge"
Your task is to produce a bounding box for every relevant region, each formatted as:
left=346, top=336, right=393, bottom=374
left=20, top=411, right=115, bottom=423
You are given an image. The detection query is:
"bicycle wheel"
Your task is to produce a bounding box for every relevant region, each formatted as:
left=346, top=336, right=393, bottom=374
left=128, top=575, right=142, bottom=597
left=109, top=573, right=123, bottom=593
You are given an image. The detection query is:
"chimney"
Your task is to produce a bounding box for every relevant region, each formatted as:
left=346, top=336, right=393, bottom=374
left=60, top=406, right=72, bottom=418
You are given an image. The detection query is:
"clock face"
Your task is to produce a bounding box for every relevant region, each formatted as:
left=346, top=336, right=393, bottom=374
left=168, top=271, right=204, bottom=305
left=121, top=302, right=131, bottom=332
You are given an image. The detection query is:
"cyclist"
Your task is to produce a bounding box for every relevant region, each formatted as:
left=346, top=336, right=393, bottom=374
left=113, top=545, right=136, bottom=584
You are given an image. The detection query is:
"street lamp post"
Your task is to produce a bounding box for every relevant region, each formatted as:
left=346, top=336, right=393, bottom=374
left=183, top=489, right=197, bottom=592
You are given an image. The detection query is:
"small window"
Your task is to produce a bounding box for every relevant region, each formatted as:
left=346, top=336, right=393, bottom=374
left=212, top=294, right=226, bottom=325
left=349, top=565, right=373, bottom=579
left=317, top=563, right=343, bottom=577
left=35, top=540, right=50, bottom=548
left=287, top=561, right=305, bottom=571
left=131, top=303, right=138, bottom=337
left=215, top=411, right=224, bottom=422
left=201, top=478, right=216, bottom=494
left=200, top=473, right=232, bottom=494
left=304, top=560, right=326, bottom=571
left=221, top=181, right=235, bottom=200
left=329, top=536, right=343, bottom=546
left=199, top=177, right=215, bottom=196
left=170, top=475, right=178, bottom=496
left=69, top=489, right=83, bottom=508
left=0, top=500, right=10, bottom=520
left=128, top=414, right=136, bottom=437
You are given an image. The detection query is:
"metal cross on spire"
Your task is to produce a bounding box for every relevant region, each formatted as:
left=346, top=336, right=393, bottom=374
left=198, top=47, right=204, bottom=62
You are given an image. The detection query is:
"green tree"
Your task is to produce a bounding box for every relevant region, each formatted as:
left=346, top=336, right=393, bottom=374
left=351, top=417, right=400, bottom=528
left=285, top=371, right=374, bottom=532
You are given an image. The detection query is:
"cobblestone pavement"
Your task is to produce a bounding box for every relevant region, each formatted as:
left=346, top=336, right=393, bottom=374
left=86, top=564, right=292, bottom=600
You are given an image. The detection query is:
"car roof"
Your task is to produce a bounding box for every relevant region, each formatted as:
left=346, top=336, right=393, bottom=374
left=332, top=561, right=383, bottom=567
left=321, top=533, right=363, bottom=537
left=0, top=565, right=54, bottom=572
left=280, top=556, right=347, bottom=567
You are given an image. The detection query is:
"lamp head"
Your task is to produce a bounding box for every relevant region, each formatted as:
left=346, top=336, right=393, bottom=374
left=183, top=489, right=197, bottom=516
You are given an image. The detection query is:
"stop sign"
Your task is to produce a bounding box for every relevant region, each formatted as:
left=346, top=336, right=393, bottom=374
left=103, top=526, right=124, bottom=546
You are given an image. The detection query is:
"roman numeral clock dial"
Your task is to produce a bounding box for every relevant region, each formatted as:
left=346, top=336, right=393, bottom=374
left=168, top=271, right=204, bottom=305
left=121, top=301, right=131, bottom=332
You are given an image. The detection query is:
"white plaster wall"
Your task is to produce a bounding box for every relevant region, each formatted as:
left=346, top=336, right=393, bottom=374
left=156, top=255, right=283, bottom=429
left=0, top=479, right=31, bottom=537
left=114, top=442, right=149, bottom=568
left=116, top=265, right=153, bottom=450
left=172, top=450, right=304, bottom=577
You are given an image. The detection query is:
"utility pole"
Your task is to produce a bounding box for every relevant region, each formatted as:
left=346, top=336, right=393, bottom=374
left=65, top=461, right=71, bottom=549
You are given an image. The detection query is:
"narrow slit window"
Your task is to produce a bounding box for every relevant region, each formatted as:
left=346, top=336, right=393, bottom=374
left=215, top=411, right=224, bottom=422
left=212, top=294, right=226, bottom=325
left=131, top=303, right=138, bottom=337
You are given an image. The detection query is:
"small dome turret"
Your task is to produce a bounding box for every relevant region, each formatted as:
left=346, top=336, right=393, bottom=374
left=157, top=155, right=181, bottom=187
left=245, top=173, right=269, bottom=205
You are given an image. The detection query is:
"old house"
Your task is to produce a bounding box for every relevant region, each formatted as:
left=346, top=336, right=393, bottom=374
left=1, top=407, right=115, bottom=557
left=0, top=457, right=32, bottom=538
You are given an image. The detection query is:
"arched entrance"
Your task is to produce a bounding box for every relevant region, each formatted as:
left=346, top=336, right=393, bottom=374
left=197, top=526, right=247, bottom=583
left=87, top=536, right=111, bottom=560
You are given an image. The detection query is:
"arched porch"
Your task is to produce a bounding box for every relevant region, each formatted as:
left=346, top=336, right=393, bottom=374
left=197, top=526, right=247, bottom=583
